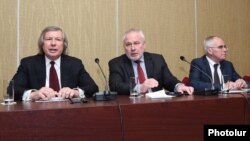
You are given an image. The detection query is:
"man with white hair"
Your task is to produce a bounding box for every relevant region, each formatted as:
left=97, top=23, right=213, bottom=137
left=108, top=28, right=194, bottom=95
left=189, top=36, right=247, bottom=91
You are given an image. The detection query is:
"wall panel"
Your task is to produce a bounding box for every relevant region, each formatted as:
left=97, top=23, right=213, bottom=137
left=197, top=0, right=250, bottom=76
left=19, top=0, right=116, bottom=91
left=0, top=0, right=17, bottom=99
left=119, top=0, right=196, bottom=80
left=0, top=0, right=249, bottom=96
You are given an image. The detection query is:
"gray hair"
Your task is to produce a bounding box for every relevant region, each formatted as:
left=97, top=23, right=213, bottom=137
left=38, top=26, right=68, bottom=55
left=122, top=28, right=145, bottom=46
left=203, top=35, right=217, bottom=51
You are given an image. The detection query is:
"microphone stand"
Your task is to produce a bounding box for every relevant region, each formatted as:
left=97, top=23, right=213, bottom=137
left=94, top=58, right=117, bottom=101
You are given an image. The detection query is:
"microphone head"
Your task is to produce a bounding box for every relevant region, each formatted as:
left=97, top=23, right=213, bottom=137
left=180, top=56, right=185, bottom=61
left=95, top=58, right=99, bottom=63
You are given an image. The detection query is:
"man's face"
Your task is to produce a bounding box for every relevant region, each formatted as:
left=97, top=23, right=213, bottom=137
left=123, top=32, right=145, bottom=61
left=207, top=37, right=228, bottom=62
left=42, top=30, right=64, bottom=60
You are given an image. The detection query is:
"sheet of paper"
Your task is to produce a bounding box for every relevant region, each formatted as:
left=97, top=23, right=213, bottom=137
left=228, top=88, right=250, bottom=94
left=35, top=97, right=68, bottom=102
left=145, top=89, right=174, bottom=98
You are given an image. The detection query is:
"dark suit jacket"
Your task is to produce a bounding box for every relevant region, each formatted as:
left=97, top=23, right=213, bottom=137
left=12, top=54, right=98, bottom=101
left=189, top=55, right=241, bottom=91
left=108, top=52, right=180, bottom=94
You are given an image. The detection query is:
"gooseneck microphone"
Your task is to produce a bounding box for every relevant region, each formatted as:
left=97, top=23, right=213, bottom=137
left=180, top=56, right=218, bottom=95
left=94, top=58, right=117, bottom=101
left=95, top=58, right=110, bottom=93
left=180, top=56, right=214, bottom=90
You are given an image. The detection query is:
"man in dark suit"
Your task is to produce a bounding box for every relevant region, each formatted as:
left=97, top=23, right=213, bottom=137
left=108, top=28, right=193, bottom=95
left=189, top=36, right=247, bottom=91
left=12, top=26, right=98, bottom=101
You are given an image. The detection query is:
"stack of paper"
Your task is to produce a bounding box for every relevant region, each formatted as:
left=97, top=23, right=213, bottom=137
left=228, top=88, right=250, bottom=94
left=146, top=89, right=174, bottom=98
left=35, top=97, right=68, bottom=102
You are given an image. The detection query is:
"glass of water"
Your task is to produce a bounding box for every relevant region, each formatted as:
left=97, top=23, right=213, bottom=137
left=221, top=75, right=230, bottom=94
left=2, top=80, right=16, bottom=105
left=129, top=77, right=140, bottom=98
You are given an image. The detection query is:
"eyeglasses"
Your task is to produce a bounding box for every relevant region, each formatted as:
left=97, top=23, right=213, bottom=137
left=211, top=45, right=228, bottom=49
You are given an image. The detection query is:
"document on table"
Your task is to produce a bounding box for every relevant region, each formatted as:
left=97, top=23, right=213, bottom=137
left=228, top=88, right=250, bottom=94
left=35, top=97, right=68, bottom=102
left=145, top=89, right=175, bottom=98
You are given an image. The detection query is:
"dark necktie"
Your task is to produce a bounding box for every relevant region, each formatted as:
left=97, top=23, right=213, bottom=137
left=50, top=61, right=60, bottom=92
left=213, top=64, right=220, bottom=86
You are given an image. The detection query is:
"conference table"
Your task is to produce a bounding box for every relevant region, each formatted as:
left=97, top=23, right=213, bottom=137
left=0, top=93, right=249, bottom=141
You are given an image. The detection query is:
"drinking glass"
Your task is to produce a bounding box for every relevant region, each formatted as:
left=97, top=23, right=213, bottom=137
left=129, top=77, right=140, bottom=98
left=221, top=75, right=230, bottom=94
left=2, top=80, right=16, bottom=105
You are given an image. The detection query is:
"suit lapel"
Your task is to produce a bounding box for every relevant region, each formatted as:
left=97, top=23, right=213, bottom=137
left=202, top=56, right=213, bottom=77
left=60, top=55, right=67, bottom=87
left=35, top=55, right=46, bottom=87
left=123, top=55, right=134, bottom=77
left=220, top=61, right=227, bottom=75
left=144, top=53, right=153, bottom=78
left=122, top=53, right=153, bottom=78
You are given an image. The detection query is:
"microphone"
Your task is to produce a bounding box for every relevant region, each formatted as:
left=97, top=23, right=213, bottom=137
left=93, top=58, right=117, bottom=101
left=95, top=58, right=110, bottom=93
left=180, top=56, right=219, bottom=95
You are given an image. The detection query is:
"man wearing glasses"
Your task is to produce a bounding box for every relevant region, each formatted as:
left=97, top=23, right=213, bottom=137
left=189, top=36, right=248, bottom=91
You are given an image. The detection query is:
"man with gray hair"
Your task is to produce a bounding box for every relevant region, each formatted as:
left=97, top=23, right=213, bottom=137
left=108, top=28, right=193, bottom=95
left=189, top=36, right=247, bottom=91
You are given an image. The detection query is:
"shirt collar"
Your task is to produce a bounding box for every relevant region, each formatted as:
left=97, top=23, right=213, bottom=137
left=206, top=56, right=220, bottom=69
left=45, top=56, right=61, bottom=67
left=135, top=54, right=145, bottom=62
